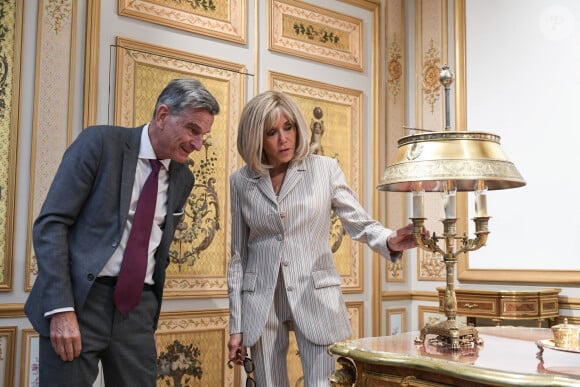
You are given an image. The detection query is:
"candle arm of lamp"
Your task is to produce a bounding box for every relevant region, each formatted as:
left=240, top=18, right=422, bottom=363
left=458, top=216, right=491, bottom=254
left=410, top=217, right=446, bottom=256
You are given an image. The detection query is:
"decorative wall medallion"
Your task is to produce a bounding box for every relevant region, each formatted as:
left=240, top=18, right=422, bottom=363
left=422, top=38, right=442, bottom=113
left=387, top=35, right=403, bottom=103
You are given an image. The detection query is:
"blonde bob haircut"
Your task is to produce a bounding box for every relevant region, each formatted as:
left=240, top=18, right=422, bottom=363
left=237, top=91, right=310, bottom=174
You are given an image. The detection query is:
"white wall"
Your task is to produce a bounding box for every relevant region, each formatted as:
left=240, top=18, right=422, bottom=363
left=465, top=0, right=580, bottom=276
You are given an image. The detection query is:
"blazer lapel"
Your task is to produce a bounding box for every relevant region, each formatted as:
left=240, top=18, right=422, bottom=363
left=247, top=159, right=306, bottom=204
left=252, top=171, right=278, bottom=205
left=277, top=160, right=305, bottom=202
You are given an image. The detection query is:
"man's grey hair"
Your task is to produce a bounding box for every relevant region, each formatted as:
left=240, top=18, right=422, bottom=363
left=153, top=78, right=220, bottom=119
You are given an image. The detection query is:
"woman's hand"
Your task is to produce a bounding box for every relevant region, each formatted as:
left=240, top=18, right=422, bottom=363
left=227, top=333, right=247, bottom=365
left=387, top=223, right=429, bottom=251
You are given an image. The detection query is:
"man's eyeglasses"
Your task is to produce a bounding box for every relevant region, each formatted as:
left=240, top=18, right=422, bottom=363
left=228, top=357, right=256, bottom=387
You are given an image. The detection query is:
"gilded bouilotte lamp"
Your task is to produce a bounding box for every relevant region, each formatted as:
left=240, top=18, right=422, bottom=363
left=377, top=65, right=526, bottom=350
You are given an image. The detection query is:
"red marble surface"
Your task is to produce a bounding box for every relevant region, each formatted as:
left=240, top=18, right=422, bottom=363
left=342, top=326, right=580, bottom=379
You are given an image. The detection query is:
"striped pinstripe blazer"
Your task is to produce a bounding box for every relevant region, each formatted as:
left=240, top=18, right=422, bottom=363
left=227, top=155, right=393, bottom=347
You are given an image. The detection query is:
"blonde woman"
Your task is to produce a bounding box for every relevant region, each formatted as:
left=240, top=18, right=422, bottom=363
left=227, top=91, right=419, bottom=386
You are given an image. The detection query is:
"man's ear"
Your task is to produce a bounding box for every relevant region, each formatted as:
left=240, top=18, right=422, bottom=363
left=155, top=104, right=170, bottom=128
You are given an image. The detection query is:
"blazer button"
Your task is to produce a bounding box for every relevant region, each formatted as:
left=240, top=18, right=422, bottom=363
left=87, top=274, right=95, bottom=281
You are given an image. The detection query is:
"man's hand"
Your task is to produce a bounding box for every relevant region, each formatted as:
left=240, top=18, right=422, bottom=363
left=50, top=311, right=82, bottom=361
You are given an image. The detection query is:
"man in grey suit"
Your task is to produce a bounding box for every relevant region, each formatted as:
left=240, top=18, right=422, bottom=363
left=25, top=79, right=219, bottom=386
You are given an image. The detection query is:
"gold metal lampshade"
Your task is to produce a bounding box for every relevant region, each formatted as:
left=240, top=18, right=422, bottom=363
left=377, top=131, right=526, bottom=192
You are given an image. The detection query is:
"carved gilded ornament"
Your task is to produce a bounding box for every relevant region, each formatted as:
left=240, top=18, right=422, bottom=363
left=46, top=0, right=72, bottom=34
left=419, top=250, right=445, bottom=280
left=387, top=35, right=403, bottom=103
left=422, top=38, right=442, bottom=113
left=387, top=259, right=403, bottom=279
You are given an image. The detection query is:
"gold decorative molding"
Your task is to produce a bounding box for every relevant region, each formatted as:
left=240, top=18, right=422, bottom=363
left=380, top=290, right=437, bottom=302
left=20, top=329, right=39, bottom=387
left=83, top=0, right=100, bottom=127
left=118, top=0, right=247, bottom=44
left=269, top=0, right=363, bottom=71
left=386, top=307, right=407, bottom=335
left=0, top=327, right=16, bottom=386
left=0, top=0, right=21, bottom=291
left=0, top=303, right=25, bottom=318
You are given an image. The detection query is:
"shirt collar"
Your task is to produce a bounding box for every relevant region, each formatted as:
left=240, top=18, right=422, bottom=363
left=140, top=124, right=170, bottom=170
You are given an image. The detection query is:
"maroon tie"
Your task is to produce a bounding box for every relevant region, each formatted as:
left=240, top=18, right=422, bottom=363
left=114, top=159, right=162, bottom=316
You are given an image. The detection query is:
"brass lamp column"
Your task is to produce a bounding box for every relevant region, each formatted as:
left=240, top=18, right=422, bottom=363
left=378, top=65, right=526, bottom=350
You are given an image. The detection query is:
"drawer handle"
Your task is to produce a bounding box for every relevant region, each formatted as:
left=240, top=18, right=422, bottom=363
left=464, top=303, right=478, bottom=309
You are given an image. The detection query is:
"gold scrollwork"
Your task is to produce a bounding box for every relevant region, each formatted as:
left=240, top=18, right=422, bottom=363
left=387, top=35, right=403, bottom=103
left=170, top=135, right=220, bottom=269
left=422, top=39, right=442, bottom=113
left=45, top=0, right=72, bottom=34
left=387, top=259, right=403, bottom=279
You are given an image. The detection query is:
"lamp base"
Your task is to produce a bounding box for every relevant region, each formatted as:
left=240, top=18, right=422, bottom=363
left=415, top=319, right=484, bottom=350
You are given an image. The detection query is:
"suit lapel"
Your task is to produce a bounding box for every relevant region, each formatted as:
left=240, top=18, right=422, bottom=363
left=277, top=160, right=305, bottom=202
left=119, top=127, right=142, bottom=230
left=253, top=172, right=278, bottom=205
left=247, top=159, right=306, bottom=204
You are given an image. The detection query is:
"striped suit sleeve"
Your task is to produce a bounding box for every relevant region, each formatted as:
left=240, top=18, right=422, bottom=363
left=227, top=173, right=249, bottom=335
left=328, top=158, right=392, bottom=257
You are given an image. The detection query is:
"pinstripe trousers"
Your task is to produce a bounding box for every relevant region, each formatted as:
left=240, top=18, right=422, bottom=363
left=250, top=268, right=336, bottom=387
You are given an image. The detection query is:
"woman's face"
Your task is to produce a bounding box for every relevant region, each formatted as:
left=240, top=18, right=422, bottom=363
left=262, top=113, right=296, bottom=171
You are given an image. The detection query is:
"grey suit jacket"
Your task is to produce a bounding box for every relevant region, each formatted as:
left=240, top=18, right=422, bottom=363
left=25, top=125, right=194, bottom=337
left=227, top=155, right=392, bottom=347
